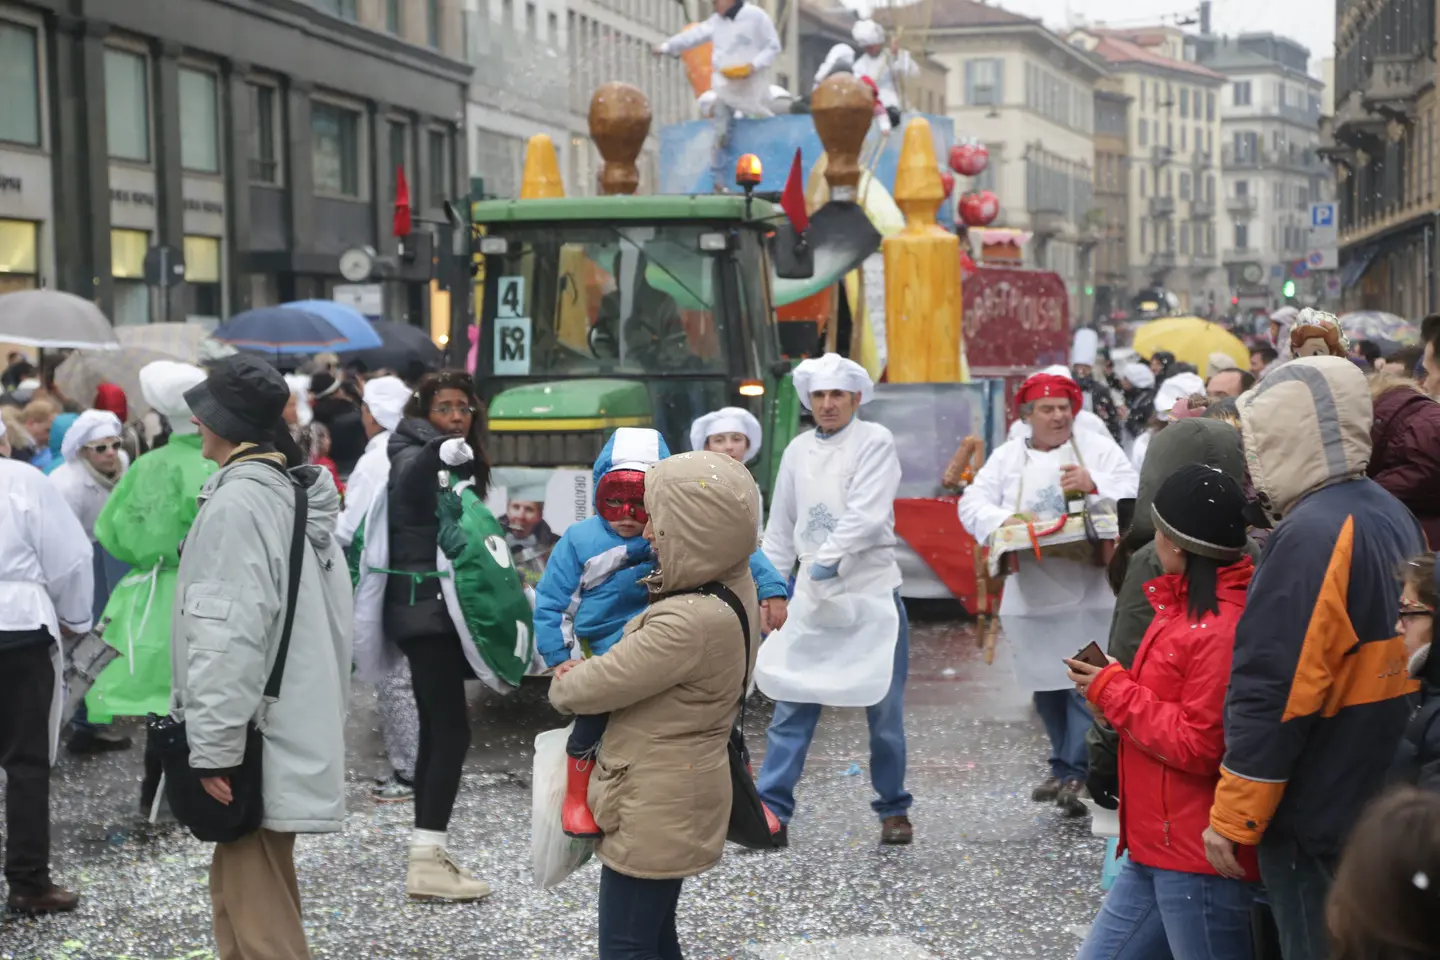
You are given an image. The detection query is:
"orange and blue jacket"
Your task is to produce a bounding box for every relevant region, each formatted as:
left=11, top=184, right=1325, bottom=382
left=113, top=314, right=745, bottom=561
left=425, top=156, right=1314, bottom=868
left=1210, top=477, right=1425, bottom=857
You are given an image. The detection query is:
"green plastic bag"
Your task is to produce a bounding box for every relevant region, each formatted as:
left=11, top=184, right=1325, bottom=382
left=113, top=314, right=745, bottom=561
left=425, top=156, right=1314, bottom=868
left=436, top=472, right=534, bottom=690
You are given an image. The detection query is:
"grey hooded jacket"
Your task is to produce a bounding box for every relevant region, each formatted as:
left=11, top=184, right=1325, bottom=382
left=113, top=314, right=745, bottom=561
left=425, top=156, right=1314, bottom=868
left=170, top=453, right=354, bottom=834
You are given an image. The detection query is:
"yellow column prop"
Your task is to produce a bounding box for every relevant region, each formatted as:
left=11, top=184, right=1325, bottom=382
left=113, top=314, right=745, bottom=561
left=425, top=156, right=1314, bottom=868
left=883, top=118, right=962, bottom=383
left=519, top=134, right=565, bottom=199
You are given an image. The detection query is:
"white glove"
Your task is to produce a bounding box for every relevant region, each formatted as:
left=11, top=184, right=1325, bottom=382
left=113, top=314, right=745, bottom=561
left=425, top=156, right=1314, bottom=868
left=439, top=437, right=474, bottom=467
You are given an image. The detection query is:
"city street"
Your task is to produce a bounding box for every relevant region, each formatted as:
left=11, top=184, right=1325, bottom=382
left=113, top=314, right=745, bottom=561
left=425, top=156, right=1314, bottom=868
left=2, top=617, right=1106, bottom=960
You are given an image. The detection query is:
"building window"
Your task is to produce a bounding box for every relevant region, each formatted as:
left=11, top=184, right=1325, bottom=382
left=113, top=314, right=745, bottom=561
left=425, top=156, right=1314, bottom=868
left=312, top=101, right=362, bottom=197
left=184, top=236, right=222, bottom=320
left=427, top=128, right=449, bottom=208
left=548, top=11, right=558, bottom=43
left=1234, top=222, right=1248, bottom=250
left=112, top=228, right=150, bottom=326
left=1180, top=171, right=1192, bottom=200
left=105, top=49, right=150, bottom=162
left=965, top=59, right=1002, bottom=106
left=389, top=120, right=410, bottom=200
left=0, top=22, right=40, bottom=147
left=316, top=0, right=357, bottom=17
left=387, top=0, right=401, bottom=32
left=179, top=68, right=220, bottom=174
left=1180, top=222, right=1190, bottom=254
left=1138, top=118, right=1148, bottom=147
left=427, top=0, right=440, bottom=47
left=474, top=128, right=526, bottom=200
left=0, top=219, right=39, bottom=293
left=1179, top=88, right=1189, bottom=118
left=526, top=2, right=537, bottom=36
left=1206, top=91, right=1215, bottom=121
left=1233, top=81, right=1251, bottom=106
left=1180, top=126, right=1187, bottom=151
left=249, top=83, right=279, bottom=183
left=1235, top=179, right=1248, bottom=197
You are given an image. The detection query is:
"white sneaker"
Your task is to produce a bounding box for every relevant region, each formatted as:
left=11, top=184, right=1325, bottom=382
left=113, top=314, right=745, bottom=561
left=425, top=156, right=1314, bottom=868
left=406, top=846, right=493, bottom=902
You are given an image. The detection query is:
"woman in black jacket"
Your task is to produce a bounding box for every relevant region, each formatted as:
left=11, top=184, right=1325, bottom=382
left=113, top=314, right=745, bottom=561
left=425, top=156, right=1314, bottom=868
left=385, top=370, right=493, bottom=902
left=1393, top=552, right=1439, bottom=791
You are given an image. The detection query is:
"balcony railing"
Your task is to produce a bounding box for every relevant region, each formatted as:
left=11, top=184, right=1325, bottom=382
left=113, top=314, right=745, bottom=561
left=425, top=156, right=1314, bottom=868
left=1225, top=194, right=1257, bottom=216
left=1190, top=199, right=1214, bottom=219
left=1149, top=251, right=1177, bottom=270
left=1029, top=208, right=1067, bottom=236
left=1221, top=146, right=1327, bottom=173
left=1149, top=196, right=1176, bottom=218
left=1191, top=150, right=1213, bottom=169
left=1151, top=145, right=1174, bottom=166
left=1223, top=247, right=1259, bottom=263
left=1364, top=54, right=1436, bottom=121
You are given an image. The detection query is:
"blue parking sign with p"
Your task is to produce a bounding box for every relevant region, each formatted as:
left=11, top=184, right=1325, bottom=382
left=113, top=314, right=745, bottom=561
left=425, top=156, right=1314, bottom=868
left=1312, top=204, right=1335, bottom=228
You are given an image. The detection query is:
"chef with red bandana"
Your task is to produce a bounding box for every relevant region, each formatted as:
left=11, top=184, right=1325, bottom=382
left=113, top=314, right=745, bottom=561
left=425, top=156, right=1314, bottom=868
left=959, top=371, right=1138, bottom=816
left=534, top=427, right=787, bottom=838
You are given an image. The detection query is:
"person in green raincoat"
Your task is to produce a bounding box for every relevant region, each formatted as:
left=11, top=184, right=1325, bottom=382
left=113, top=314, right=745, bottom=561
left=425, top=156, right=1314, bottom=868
left=85, top=361, right=215, bottom=816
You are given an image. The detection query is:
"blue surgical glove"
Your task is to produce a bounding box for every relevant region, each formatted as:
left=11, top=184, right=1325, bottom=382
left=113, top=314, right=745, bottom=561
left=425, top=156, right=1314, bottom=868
left=809, top=562, right=840, bottom=581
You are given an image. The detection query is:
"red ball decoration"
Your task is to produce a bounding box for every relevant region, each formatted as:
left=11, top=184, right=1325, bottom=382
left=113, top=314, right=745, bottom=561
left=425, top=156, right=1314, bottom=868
left=939, top=170, right=955, bottom=198
left=959, top=190, right=1000, bottom=227
left=948, top=142, right=990, bottom=178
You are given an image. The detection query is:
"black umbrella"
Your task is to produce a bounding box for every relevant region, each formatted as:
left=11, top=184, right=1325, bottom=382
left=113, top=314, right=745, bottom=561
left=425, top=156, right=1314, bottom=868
left=337, top=320, right=444, bottom=382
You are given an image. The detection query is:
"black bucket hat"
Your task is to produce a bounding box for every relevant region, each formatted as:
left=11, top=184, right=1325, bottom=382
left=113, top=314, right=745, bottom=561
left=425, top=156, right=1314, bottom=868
left=1151, top=462, right=1248, bottom=562
left=184, top=354, right=290, bottom=444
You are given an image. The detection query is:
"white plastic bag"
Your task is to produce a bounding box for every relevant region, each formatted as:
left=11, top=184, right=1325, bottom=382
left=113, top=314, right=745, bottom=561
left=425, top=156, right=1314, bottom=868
left=531, top=725, right=596, bottom=889
left=754, top=570, right=900, bottom=708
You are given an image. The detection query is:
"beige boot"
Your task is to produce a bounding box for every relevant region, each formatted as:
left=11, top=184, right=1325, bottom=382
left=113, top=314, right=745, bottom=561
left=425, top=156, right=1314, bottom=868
left=406, top=845, right=494, bottom=902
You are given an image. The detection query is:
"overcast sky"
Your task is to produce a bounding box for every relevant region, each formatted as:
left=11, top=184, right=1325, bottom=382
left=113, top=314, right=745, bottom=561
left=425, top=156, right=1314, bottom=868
left=855, top=0, right=1336, bottom=70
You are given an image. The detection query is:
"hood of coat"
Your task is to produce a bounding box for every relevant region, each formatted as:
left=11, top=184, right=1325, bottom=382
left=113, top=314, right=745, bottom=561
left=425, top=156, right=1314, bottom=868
left=1130, top=419, right=1246, bottom=543
left=1237, top=356, right=1372, bottom=520
left=199, top=456, right=341, bottom=554
left=643, top=451, right=758, bottom=594
left=389, top=416, right=444, bottom=454
left=1145, top=556, right=1254, bottom=616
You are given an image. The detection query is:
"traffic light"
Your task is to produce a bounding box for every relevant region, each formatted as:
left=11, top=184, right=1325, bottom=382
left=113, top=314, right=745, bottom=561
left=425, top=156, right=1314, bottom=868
left=1084, top=284, right=1094, bottom=296
left=1282, top=279, right=1296, bottom=298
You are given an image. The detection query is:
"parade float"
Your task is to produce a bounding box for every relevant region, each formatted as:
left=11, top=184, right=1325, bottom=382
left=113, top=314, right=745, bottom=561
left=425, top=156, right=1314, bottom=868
left=468, top=75, right=1071, bottom=615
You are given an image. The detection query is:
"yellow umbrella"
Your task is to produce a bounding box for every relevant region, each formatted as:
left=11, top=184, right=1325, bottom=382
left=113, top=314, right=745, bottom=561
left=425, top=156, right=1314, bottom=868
left=1132, top=316, right=1250, bottom=372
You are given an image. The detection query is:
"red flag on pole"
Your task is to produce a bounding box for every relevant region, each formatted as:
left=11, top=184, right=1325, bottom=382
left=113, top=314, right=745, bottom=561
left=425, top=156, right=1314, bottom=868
left=393, top=166, right=412, bottom=238
left=779, top=148, right=809, bottom=234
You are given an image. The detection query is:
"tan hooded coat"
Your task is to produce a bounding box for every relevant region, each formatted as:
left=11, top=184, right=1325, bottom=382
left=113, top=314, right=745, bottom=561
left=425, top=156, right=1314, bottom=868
left=549, top=451, right=760, bottom=880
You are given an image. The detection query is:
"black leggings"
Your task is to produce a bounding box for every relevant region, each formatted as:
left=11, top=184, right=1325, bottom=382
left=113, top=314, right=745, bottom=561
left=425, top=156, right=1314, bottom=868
left=396, top=634, right=472, bottom=832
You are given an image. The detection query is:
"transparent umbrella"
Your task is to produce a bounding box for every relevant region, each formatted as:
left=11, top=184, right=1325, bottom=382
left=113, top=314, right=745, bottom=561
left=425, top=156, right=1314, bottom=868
left=0, top=290, right=120, bottom=350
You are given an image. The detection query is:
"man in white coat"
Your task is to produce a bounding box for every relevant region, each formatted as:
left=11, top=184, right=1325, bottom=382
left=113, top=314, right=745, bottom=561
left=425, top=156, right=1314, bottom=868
left=0, top=449, right=93, bottom=914
left=655, top=0, right=782, bottom=192
left=336, top=374, right=417, bottom=803
left=813, top=19, right=916, bottom=129
left=756, top=353, right=914, bottom=846
left=959, top=370, right=1138, bottom=816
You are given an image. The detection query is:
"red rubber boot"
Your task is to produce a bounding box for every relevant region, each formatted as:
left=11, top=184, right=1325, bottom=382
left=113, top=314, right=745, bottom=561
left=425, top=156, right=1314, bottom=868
left=562, top=757, right=602, bottom=839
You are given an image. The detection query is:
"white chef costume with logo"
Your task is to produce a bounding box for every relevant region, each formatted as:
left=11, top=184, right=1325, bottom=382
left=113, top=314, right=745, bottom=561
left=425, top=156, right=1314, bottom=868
left=754, top=353, right=912, bottom=826
left=660, top=2, right=781, bottom=119
left=959, top=411, right=1138, bottom=693
left=813, top=20, right=917, bottom=114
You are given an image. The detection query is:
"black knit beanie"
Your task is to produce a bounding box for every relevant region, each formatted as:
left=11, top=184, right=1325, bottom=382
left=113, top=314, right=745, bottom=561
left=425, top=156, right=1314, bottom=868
left=1151, top=462, right=1248, bottom=562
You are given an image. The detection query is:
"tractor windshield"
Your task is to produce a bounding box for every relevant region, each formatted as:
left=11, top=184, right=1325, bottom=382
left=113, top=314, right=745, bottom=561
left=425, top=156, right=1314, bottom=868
left=479, top=223, right=739, bottom=380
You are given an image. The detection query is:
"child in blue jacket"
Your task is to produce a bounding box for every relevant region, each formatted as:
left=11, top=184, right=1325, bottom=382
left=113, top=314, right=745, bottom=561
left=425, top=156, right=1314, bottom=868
left=535, top=426, right=788, bottom=837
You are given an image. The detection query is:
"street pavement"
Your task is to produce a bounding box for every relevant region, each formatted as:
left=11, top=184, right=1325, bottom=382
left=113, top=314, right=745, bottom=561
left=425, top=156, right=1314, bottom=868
left=2, top=616, right=1106, bottom=959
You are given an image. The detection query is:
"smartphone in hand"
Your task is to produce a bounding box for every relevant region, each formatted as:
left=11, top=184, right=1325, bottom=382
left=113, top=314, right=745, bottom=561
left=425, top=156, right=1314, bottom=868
left=1072, top=641, right=1109, bottom=669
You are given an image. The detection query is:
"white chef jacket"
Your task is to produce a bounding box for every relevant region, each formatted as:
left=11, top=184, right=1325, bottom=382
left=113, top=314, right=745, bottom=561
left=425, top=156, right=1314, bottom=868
left=48, top=455, right=127, bottom=543
left=337, top=431, right=390, bottom=549
left=762, top=418, right=902, bottom=593
left=958, top=430, right=1138, bottom=692
left=662, top=1, right=782, bottom=117
left=0, top=457, right=95, bottom=638
left=813, top=43, right=918, bottom=112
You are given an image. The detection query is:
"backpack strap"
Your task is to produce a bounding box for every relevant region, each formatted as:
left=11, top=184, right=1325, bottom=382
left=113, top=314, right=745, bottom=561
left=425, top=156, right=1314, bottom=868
left=693, top=581, right=754, bottom=722
left=262, top=479, right=309, bottom=702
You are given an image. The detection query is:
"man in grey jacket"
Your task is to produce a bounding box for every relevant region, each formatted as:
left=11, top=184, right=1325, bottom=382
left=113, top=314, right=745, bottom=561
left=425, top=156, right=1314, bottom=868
left=175, top=356, right=353, bottom=959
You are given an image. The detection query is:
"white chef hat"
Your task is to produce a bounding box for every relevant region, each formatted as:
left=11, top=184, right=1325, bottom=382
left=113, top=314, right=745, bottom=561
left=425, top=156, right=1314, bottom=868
left=140, top=360, right=207, bottom=435
left=1121, top=361, right=1155, bottom=390
left=792, top=353, right=874, bottom=410
left=1072, top=328, right=1099, bottom=367
left=1154, top=372, right=1205, bottom=422
left=852, top=18, right=885, bottom=47
left=362, top=375, right=411, bottom=433
left=284, top=374, right=313, bottom=427
left=690, top=406, right=764, bottom=463
left=62, top=409, right=123, bottom=462
left=1041, top=364, right=1075, bottom=381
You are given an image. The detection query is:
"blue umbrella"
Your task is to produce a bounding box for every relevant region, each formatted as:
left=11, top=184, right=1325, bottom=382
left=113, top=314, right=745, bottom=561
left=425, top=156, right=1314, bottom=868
left=281, top=300, right=383, bottom=351
left=213, top=307, right=355, bottom=355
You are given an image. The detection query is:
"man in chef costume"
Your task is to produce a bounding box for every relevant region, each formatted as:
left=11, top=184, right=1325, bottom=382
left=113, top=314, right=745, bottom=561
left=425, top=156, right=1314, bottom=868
left=756, top=353, right=915, bottom=846
left=812, top=19, right=917, bottom=129
left=958, top=371, right=1138, bottom=816
left=656, top=0, right=782, bottom=193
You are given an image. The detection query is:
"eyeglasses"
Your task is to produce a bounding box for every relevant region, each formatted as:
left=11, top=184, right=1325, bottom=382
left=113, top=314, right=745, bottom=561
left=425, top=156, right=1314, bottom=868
left=1398, top=598, right=1435, bottom=623
left=85, top=441, right=122, bottom=454
left=431, top=404, right=476, bottom=416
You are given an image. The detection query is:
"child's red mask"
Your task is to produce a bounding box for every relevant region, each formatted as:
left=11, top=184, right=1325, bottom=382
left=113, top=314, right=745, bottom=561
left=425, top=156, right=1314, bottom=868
left=596, top=469, right=648, bottom=525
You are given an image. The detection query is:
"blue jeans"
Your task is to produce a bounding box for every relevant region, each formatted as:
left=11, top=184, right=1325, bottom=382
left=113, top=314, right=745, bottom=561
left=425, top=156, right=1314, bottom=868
left=568, top=712, right=610, bottom=760
left=1256, top=836, right=1336, bottom=960
left=598, top=865, right=684, bottom=960
left=1034, top=688, right=1091, bottom=782
left=1077, top=860, right=1257, bottom=960
left=756, top=591, right=911, bottom=824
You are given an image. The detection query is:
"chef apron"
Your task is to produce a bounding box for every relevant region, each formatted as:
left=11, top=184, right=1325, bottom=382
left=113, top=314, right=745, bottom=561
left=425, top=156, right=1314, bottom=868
left=997, top=441, right=1116, bottom=693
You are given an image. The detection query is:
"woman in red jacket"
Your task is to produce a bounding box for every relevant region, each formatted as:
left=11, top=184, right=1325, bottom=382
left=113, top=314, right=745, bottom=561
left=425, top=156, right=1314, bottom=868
left=1068, top=463, right=1259, bottom=960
